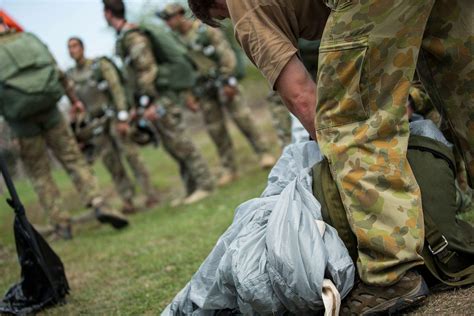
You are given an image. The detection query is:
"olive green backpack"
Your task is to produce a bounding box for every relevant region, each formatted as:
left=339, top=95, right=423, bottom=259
left=0, top=32, right=63, bottom=121
left=313, top=135, right=474, bottom=287
left=137, top=24, right=197, bottom=91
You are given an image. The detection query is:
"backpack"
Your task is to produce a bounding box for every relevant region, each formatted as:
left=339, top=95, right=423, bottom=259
left=0, top=32, right=63, bottom=121
left=312, top=134, right=474, bottom=287
left=137, top=24, right=197, bottom=91
left=92, top=56, right=136, bottom=110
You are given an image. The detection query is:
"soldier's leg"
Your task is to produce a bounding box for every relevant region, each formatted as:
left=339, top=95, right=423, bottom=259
left=18, top=135, right=69, bottom=226
left=316, top=0, right=436, bottom=285
left=417, top=0, right=474, bottom=186
left=225, top=91, right=269, bottom=155
left=44, top=119, right=129, bottom=229
left=43, top=117, right=101, bottom=206
left=155, top=93, right=214, bottom=195
left=101, top=137, right=136, bottom=212
left=121, top=135, right=158, bottom=201
left=267, top=91, right=292, bottom=149
left=200, top=97, right=237, bottom=173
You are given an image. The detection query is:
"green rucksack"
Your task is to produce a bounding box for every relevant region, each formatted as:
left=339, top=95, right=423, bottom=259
left=137, top=24, right=197, bottom=91
left=312, top=135, right=474, bottom=287
left=93, top=56, right=136, bottom=110
left=0, top=32, right=63, bottom=121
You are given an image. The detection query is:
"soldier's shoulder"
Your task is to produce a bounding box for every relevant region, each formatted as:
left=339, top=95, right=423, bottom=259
left=122, top=28, right=148, bottom=47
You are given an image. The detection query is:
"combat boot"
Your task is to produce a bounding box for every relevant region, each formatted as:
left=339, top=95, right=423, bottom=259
left=91, top=197, right=129, bottom=229
left=54, top=221, right=73, bottom=240
left=340, top=270, right=429, bottom=315
left=259, top=153, right=276, bottom=169
left=145, top=195, right=160, bottom=208
left=183, top=189, right=212, bottom=205
left=217, top=169, right=238, bottom=187
left=121, top=199, right=137, bottom=215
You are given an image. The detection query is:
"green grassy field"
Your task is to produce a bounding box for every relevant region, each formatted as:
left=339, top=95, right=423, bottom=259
left=1, top=73, right=473, bottom=314
left=0, top=75, right=282, bottom=314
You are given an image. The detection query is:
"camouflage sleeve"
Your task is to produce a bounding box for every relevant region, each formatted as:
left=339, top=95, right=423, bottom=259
left=99, top=58, right=128, bottom=112
left=123, top=31, right=159, bottom=98
left=206, top=26, right=237, bottom=77
left=58, top=69, right=80, bottom=104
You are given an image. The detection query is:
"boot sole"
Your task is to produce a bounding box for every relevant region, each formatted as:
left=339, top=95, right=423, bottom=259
left=96, top=213, right=129, bottom=229
left=364, top=277, right=430, bottom=315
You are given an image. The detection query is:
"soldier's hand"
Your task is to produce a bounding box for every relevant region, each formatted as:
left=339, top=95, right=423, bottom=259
left=70, top=100, right=85, bottom=120
left=143, top=105, right=159, bottom=122
left=222, top=84, right=238, bottom=102
left=116, top=122, right=130, bottom=137
left=186, top=94, right=200, bottom=112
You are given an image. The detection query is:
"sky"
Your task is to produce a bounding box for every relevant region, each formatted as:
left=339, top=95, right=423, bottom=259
left=1, top=0, right=182, bottom=69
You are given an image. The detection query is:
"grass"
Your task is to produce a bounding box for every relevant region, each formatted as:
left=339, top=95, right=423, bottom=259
left=0, top=76, right=280, bottom=314
left=1, top=74, right=473, bottom=314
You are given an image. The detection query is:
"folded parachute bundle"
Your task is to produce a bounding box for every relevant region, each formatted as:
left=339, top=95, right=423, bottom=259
left=163, top=130, right=355, bottom=315
left=163, top=119, right=474, bottom=315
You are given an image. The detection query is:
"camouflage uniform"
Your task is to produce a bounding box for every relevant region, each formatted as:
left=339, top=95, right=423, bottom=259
left=18, top=117, right=106, bottom=224
left=120, top=134, right=157, bottom=199
left=316, top=0, right=473, bottom=285
left=176, top=21, right=270, bottom=173
left=116, top=25, right=214, bottom=195
left=409, top=81, right=473, bottom=213
left=67, top=58, right=135, bottom=205
left=266, top=91, right=292, bottom=149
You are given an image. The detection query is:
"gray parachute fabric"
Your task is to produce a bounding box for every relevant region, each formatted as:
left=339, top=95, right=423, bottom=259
left=162, top=141, right=355, bottom=315
left=162, top=119, right=450, bottom=315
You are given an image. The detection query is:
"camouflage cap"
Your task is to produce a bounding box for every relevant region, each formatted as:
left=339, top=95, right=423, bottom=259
left=156, top=3, right=186, bottom=20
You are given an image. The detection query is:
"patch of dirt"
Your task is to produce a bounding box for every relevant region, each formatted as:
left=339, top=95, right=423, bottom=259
left=408, top=285, right=474, bottom=315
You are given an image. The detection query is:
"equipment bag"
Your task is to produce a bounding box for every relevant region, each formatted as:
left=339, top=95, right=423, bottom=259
left=312, top=134, right=474, bottom=287
left=0, top=32, right=63, bottom=121
left=138, top=24, right=197, bottom=91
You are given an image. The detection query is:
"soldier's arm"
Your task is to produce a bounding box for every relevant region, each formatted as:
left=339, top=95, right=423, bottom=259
left=275, top=55, right=316, bottom=140
left=206, top=26, right=236, bottom=77
left=99, top=58, right=128, bottom=112
left=123, top=31, right=159, bottom=99
left=57, top=70, right=81, bottom=104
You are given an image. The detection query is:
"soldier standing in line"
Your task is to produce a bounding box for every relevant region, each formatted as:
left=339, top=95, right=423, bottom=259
left=0, top=19, right=128, bottom=239
left=67, top=37, right=136, bottom=214
left=67, top=37, right=159, bottom=213
left=102, top=0, right=214, bottom=205
left=158, top=4, right=276, bottom=186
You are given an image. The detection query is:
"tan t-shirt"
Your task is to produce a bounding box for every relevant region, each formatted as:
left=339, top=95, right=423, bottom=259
left=227, top=0, right=329, bottom=87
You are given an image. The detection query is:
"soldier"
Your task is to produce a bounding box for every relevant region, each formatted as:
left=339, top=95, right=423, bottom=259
left=67, top=37, right=159, bottom=213
left=188, top=0, right=473, bottom=314
left=102, top=0, right=214, bottom=205
left=157, top=4, right=276, bottom=186
left=67, top=37, right=136, bottom=214
left=0, top=19, right=129, bottom=239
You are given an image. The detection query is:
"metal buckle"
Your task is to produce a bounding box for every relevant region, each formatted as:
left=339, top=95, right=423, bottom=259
left=428, top=236, right=449, bottom=255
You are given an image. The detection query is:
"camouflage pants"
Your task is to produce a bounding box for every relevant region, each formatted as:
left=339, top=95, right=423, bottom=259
left=155, top=91, right=214, bottom=195
left=266, top=91, right=292, bottom=149
left=19, top=117, right=101, bottom=225
left=316, top=0, right=473, bottom=285
left=92, top=131, right=135, bottom=204
left=120, top=134, right=157, bottom=198
left=200, top=88, right=269, bottom=172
